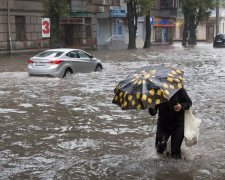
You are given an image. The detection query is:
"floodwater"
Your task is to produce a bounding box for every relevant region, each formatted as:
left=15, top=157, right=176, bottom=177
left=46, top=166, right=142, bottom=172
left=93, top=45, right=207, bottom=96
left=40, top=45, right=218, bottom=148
left=0, top=43, right=225, bottom=179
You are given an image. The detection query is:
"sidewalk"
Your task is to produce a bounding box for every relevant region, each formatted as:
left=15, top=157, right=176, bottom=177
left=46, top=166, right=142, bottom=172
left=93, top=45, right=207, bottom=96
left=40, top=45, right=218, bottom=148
left=0, top=48, right=47, bottom=56
left=0, top=41, right=175, bottom=55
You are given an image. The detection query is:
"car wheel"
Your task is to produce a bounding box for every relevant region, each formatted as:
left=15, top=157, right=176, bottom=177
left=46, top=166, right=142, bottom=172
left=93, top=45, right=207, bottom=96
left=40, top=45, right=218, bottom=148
left=95, top=65, right=102, bottom=72
left=63, top=68, right=73, bottom=78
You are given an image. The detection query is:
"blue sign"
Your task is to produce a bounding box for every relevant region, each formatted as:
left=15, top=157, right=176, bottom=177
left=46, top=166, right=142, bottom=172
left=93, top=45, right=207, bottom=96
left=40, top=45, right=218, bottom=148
left=110, top=9, right=126, bottom=17
left=150, top=16, right=154, bottom=25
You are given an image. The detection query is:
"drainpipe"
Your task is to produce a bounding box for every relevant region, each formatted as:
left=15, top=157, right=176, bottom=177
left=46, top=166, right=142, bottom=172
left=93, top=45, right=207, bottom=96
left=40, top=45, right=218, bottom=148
left=7, top=0, right=13, bottom=53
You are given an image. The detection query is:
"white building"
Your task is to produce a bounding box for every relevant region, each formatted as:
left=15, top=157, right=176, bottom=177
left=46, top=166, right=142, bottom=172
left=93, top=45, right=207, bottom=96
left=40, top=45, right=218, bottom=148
left=174, top=8, right=225, bottom=42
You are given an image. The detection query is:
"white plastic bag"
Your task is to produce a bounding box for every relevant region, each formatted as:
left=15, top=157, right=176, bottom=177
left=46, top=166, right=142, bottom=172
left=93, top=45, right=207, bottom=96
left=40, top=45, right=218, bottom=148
left=184, top=109, right=202, bottom=147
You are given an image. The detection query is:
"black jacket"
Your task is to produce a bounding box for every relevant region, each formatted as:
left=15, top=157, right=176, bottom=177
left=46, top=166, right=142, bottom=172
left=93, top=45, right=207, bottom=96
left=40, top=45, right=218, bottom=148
left=148, top=88, right=192, bottom=126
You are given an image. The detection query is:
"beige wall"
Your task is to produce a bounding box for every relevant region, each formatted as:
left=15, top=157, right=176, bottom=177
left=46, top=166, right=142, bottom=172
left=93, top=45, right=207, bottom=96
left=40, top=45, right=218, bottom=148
left=220, top=19, right=225, bottom=34
left=0, top=0, right=49, bottom=51
left=175, top=15, right=225, bottom=41
left=196, top=24, right=206, bottom=40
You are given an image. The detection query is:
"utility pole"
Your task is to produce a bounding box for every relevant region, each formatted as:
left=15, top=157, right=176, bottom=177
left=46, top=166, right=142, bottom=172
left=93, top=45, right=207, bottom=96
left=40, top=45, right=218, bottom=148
left=216, top=0, right=220, bottom=34
left=7, top=0, right=13, bottom=53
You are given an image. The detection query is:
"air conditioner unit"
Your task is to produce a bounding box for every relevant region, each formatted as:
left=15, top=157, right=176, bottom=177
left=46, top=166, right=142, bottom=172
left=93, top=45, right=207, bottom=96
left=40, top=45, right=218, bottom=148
left=99, top=6, right=105, bottom=13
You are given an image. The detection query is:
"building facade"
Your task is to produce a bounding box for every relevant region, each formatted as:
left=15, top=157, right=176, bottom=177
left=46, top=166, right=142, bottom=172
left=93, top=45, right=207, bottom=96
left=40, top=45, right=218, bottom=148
left=59, top=0, right=124, bottom=49
left=0, top=0, right=49, bottom=51
left=150, top=0, right=179, bottom=43
left=59, top=0, right=97, bottom=49
left=0, top=0, right=183, bottom=52
left=174, top=8, right=225, bottom=42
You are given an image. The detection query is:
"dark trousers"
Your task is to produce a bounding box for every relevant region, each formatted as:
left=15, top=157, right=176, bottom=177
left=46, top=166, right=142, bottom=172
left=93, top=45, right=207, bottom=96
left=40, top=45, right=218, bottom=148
left=155, top=122, right=184, bottom=159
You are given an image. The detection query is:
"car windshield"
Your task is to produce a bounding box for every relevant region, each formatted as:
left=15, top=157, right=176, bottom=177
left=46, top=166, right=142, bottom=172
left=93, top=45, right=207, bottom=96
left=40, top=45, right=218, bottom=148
left=36, top=51, right=64, bottom=58
left=216, top=34, right=225, bottom=39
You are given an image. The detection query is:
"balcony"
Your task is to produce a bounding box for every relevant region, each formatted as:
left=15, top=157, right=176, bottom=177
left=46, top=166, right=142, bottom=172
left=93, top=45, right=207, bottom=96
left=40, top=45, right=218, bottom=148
left=151, top=8, right=178, bottom=18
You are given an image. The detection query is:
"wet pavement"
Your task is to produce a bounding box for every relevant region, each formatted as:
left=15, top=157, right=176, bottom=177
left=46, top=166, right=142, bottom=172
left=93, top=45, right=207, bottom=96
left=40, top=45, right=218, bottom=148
left=0, top=43, right=225, bottom=179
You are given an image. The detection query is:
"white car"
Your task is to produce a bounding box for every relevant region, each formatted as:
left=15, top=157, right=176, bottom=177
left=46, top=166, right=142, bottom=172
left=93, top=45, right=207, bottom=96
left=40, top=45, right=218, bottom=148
left=27, top=48, right=103, bottom=78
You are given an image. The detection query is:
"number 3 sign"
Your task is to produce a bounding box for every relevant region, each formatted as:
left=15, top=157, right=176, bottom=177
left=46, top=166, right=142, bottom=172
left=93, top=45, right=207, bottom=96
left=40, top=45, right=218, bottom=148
left=42, top=18, right=50, bottom=38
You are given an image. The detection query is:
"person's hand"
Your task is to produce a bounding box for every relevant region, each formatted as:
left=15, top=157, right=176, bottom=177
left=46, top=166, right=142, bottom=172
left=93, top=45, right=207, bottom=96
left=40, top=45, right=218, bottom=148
left=174, top=103, right=182, bottom=112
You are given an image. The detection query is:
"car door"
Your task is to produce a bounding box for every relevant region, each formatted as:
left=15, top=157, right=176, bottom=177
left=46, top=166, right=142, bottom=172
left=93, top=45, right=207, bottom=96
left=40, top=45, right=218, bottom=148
left=65, top=51, right=83, bottom=73
left=77, top=50, right=96, bottom=72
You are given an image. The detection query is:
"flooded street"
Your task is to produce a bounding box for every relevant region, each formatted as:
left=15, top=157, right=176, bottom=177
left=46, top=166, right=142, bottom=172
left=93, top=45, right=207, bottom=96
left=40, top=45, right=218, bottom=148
left=0, top=43, right=225, bottom=179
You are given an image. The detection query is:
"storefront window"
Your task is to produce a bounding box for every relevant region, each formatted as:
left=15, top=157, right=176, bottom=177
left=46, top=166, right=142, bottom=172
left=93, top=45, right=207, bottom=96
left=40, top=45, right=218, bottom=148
left=155, top=27, right=173, bottom=42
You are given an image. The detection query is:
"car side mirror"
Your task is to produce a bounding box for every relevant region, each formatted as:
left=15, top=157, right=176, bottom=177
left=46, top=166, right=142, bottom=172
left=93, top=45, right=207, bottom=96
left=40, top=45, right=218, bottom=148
left=90, top=55, right=94, bottom=59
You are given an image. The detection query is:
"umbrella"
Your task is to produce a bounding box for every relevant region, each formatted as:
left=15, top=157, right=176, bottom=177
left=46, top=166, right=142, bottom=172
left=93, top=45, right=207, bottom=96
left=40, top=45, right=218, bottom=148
left=112, top=64, right=184, bottom=110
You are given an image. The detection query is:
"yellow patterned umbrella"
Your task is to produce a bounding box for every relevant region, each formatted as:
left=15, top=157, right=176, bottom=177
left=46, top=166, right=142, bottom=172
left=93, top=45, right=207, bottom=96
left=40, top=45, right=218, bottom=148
left=112, top=64, right=184, bottom=110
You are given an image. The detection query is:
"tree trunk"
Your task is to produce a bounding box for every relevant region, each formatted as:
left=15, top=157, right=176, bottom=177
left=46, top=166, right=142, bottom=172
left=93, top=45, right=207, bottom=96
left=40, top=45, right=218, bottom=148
left=188, top=15, right=197, bottom=45
left=143, top=12, right=151, bottom=48
left=182, top=10, right=189, bottom=47
left=127, top=1, right=136, bottom=49
left=50, top=17, right=60, bottom=48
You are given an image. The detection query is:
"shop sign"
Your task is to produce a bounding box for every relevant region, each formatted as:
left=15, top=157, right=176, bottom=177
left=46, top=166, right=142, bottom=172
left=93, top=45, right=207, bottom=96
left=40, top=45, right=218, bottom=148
left=150, top=16, right=154, bottom=25
left=110, top=6, right=126, bottom=17
left=59, top=17, right=85, bottom=24
left=153, top=18, right=175, bottom=27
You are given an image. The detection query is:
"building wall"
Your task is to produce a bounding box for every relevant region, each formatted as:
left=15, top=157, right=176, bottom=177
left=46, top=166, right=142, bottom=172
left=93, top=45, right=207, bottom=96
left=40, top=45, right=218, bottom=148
left=95, top=0, right=127, bottom=49
left=196, top=24, right=206, bottom=40
left=0, top=0, right=49, bottom=51
left=174, top=16, right=225, bottom=42
left=97, top=18, right=111, bottom=45
left=220, top=19, right=225, bottom=34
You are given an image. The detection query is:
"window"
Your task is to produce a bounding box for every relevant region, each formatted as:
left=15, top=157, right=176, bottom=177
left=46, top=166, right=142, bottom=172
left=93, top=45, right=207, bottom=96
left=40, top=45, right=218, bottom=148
left=66, top=51, right=80, bottom=58
left=113, top=22, right=123, bottom=36
left=160, top=0, right=177, bottom=9
left=36, top=51, right=64, bottom=58
left=85, top=18, right=92, bottom=38
left=118, top=25, right=122, bottom=35
left=77, top=51, right=90, bottom=58
left=16, top=16, right=26, bottom=40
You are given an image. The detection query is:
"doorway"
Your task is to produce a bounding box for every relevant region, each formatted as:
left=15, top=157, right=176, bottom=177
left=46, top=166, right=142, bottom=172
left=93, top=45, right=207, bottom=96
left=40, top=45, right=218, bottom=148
left=206, top=25, right=214, bottom=42
left=65, top=25, right=74, bottom=46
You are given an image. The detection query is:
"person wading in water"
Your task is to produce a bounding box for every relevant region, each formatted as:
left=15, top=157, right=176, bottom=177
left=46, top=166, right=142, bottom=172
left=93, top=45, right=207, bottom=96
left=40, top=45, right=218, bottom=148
left=148, top=88, right=192, bottom=159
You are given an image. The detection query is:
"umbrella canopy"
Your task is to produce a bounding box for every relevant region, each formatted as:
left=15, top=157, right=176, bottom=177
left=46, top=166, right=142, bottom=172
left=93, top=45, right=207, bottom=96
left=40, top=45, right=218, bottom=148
left=112, top=64, right=184, bottom=110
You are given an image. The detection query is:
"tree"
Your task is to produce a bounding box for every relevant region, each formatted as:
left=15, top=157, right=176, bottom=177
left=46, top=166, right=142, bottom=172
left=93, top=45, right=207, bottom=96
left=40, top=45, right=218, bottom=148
left=43, top=0, right=69, bottom=48
left=126, top=0, right=154, bottom=49
left=127, top=0, right=138, bottom=49
left=140, top=0, right=154, bottom=48
left=220, top=0, right=225, bottom=7
left=180, top=0, right=215, bottom=46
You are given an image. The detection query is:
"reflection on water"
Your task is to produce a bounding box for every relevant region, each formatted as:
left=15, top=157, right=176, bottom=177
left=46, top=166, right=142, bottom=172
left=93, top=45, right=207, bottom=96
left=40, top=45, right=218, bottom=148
left=0, top=43, right=225, bottom=179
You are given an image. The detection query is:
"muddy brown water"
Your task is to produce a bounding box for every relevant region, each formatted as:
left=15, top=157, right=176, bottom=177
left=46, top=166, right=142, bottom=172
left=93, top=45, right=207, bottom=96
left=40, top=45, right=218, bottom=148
left=0, top=43, right=225, bottom=179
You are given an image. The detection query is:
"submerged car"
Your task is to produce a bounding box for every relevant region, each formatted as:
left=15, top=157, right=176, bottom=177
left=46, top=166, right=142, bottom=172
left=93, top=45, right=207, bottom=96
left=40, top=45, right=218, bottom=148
left=213, top=34, right=225, bottom=47
left=27, top=48, right=103, bottom=78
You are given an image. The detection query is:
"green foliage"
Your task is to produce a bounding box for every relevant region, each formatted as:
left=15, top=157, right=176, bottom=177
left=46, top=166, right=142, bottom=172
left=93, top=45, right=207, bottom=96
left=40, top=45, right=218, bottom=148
left=180, top=0, right=215, bottom=26
left=126, top=0, right=154, bottom=49
left=43, top=0, right=69, bottom=18
left=219, top=0, right=225, bottom=7
left=180, top=0, right=216, bottom=46
left=42, top=0, right=69, bottom=47
left=139, top=0, right=155, bottom=16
